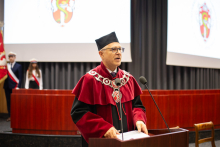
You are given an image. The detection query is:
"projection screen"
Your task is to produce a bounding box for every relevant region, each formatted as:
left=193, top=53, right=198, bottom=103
left=4, top=0, right=131, bottom=62
left=167, top=0, right=220, bottom=69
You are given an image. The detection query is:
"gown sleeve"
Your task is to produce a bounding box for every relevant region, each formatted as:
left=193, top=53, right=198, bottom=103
left=70, top=97, right=113, bottom=143
left=25, top=70, right=29, bottom=89
left=132, top=95, right=147, bottom=125
left=17, top=64, right=23, bottom=88
left=39, top=70, right=43, bottom=90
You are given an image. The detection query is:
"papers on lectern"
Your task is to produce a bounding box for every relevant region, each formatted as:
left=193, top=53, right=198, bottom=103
left=117, top=130, right=150, bottom=141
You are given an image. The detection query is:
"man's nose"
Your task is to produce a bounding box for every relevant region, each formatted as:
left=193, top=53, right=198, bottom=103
left=116, top=52, right=121, bottom=57
left=116, top=50, right=122, bottom=55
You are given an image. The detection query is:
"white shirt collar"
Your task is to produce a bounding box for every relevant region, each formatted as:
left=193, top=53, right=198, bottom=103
left=9, top=61, right=16, bottom=68
left=106, top=68, right=117, bottom=73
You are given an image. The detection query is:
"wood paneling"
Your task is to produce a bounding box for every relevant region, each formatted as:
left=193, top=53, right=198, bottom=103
left=12, top=89, right=72, bottom=94
left=140, top=92, right=220, bottom=131
left=13, top=129, right=78, bottom=135
left=89, top=129, right=189, bottom=147
left=11, top=89, right=220, bottom=135
left=11, top=93, right=79, bottom=135
left=0, top=81, right=8, bottom=113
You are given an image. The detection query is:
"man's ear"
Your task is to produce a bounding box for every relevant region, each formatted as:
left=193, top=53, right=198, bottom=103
left=99, top=51, right=104, bottom=59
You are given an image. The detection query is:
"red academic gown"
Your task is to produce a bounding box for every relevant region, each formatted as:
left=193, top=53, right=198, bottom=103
left=71, top=62, right=147, bottom=147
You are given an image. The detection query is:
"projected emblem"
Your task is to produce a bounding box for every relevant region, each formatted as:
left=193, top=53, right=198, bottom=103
left=51, top=0, right=75, bottom=27
left=199, top=3, right=211, bottom=42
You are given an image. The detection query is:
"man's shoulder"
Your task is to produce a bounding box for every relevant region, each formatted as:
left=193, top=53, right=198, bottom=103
left=15, top=62, right=22, bottom=68
left=119, top=69, right=134, bottom=78
left=121, top=69, right=130, bottom=74
left=84, top=71, right=95, bottom=78
left=81, top=70, right=97, bottom=82
left=72, top=70, right=98, bottom=96
left=84, top=65, right=101, bottom=78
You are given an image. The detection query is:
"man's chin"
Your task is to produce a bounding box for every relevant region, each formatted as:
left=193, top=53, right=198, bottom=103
left=115, top=62, right=121, bottom=67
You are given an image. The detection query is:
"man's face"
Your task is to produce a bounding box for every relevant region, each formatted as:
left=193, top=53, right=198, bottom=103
left=9, top=56, right=16, bottom=63
left=99, top=42, right=122, bottom=71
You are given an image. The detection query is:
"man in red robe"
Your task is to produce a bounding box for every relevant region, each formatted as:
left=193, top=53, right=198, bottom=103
left=71, top=32, right=147, bottom=147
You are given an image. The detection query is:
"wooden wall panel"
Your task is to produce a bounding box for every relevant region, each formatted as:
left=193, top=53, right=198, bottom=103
left=12, top=89, right=72, bottom=94
left=10, top=89, right=220, bottom=135
left=13, top=129, right=79, bottom=135
left=0, top=81, right=8, bottom=113
left=11, top=94, right=77, bottom=135
left=140, top=93, right=220, bottom=131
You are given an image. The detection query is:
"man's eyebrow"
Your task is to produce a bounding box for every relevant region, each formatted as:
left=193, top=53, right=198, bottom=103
left=112, top=46, right=121, bottom=48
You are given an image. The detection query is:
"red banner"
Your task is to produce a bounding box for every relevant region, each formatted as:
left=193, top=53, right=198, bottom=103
left=0, top=30, right=7, bottom=84
left=32, top=73, right=40, bottom=86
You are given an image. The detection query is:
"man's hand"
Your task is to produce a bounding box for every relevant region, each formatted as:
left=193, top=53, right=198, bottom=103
left=136, top=121, right=148, bottom=135
left=104, top=127, right=120, bottom=138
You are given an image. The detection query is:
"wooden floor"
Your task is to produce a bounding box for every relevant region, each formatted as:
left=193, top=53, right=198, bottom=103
left=0, top=117, right=11, bottom=133
left=189, top=140, right=220, bottom=147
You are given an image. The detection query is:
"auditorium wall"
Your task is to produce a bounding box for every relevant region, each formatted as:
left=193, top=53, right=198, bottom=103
left=1, top=0, right=220, bottom=90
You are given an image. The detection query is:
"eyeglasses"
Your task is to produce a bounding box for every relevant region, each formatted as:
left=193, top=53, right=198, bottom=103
left=101, top=47, right=125, bottom=53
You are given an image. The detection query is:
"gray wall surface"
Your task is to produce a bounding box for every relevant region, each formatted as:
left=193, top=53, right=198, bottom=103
left=0, top=0, right=3, bottom=21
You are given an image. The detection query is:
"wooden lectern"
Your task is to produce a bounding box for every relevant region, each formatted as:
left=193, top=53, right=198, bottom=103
left=89, top=128, right=189, bottom=147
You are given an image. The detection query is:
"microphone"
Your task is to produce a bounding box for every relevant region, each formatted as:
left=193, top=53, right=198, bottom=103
left=139, top=76, right=171, bottom=133
left=115, top=78, right=124, bottom=140
left=115, top=78, right=121, bottom=86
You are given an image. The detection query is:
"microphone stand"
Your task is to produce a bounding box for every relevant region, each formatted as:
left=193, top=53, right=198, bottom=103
left=118, top=88, right=124, bottom=140
left=144, top=84, right=171, bottom=133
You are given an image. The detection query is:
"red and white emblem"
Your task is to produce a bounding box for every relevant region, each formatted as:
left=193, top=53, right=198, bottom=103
left=112, top=80, right=122, bottom=103
left=112, top=89, right=122, bottom=103
left=51, top=0, right=75, bottom=27
left=199, top=3, right=211, bottom=42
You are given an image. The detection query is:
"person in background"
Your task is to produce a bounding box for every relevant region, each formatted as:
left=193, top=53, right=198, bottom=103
left=25, top=58, right=43, bottom=90
left=4, top=52, right=22, bottom=121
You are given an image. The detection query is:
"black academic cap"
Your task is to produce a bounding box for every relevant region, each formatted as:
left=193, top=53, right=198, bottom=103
left=95, top=32, right=119, bottom=51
